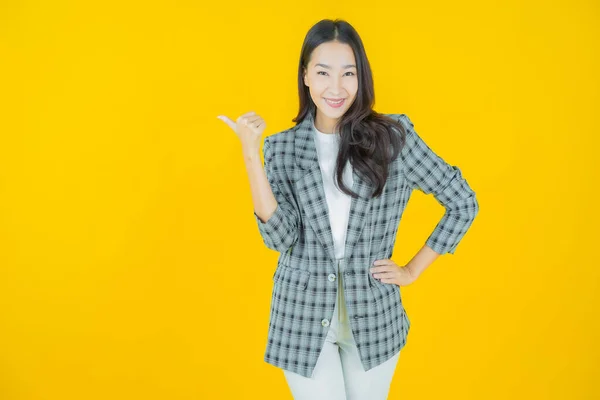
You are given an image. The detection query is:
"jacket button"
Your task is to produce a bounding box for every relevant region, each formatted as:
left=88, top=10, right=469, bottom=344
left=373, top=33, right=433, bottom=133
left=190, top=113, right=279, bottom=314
left=321, top=318, right=330, bottom=327
left=328, top=273, right=336, bottom=282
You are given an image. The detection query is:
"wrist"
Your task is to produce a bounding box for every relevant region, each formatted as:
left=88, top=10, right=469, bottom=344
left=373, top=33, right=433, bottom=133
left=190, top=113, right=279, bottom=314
left=404, top=264, right=419, bottom=280
left=242, top=145, right=260, bottom=161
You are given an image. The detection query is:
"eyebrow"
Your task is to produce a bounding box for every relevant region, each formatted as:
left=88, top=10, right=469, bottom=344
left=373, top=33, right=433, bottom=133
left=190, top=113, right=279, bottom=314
left=315, top=63, right=357, bottom=69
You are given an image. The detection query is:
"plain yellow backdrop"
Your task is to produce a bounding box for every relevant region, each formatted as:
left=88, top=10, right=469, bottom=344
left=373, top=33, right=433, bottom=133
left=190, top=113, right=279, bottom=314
left=1, top=1, right=598, bottom=399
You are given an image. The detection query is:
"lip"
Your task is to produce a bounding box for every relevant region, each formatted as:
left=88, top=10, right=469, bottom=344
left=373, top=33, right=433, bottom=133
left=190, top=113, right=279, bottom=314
left=324, top=98, right=346, bottom=108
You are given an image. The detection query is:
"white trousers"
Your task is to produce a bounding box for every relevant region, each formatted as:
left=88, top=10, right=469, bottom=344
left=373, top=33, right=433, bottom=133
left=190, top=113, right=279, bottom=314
left=283, top=259, right=401, bottom=400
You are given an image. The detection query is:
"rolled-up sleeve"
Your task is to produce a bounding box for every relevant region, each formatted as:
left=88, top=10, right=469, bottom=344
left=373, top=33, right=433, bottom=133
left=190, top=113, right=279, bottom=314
left=398, top=114, right=479, bottom=255
left=253, top=136, right=300, bottom=253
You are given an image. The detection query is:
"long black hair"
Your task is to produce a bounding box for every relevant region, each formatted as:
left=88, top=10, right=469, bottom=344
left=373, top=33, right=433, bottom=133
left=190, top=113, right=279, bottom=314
left=293, top=19, right=408, bottom=199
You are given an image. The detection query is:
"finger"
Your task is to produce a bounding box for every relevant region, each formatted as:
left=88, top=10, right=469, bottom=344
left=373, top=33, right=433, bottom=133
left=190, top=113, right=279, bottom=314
left=246, top=115, right=263, bottom=125
left=246, top=118, right=264, bottom=129
left=374, top=271, right=396, bottom=280
left=246, top=115, right=262, bottom=122
left=238, top=115, right=261, bottom=126
left=370, top=264, right=398, bottom=274
left=372, top=259, right=393, bottom=266
left=240, top=111, right=256, bottom=118
left=217, top=115, right=237, bottom=131
left=371, top=267, right=395, bottom=276
left=371, top=259, right=393, bottom=271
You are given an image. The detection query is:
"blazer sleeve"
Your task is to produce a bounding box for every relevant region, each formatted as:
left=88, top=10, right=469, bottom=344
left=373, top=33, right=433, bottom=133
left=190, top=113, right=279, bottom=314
left=253, top=136, right=300, bottom=253
left=398, top=114, right=479, bottom=255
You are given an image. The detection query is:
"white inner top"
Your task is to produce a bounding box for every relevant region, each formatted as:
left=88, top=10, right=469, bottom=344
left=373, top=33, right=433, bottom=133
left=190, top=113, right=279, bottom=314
left=312, top=120, right=354, bottom=260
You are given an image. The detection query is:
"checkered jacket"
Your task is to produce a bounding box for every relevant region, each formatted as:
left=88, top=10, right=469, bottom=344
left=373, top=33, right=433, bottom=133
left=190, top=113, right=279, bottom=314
left=253, top=110, right=479, bottom=378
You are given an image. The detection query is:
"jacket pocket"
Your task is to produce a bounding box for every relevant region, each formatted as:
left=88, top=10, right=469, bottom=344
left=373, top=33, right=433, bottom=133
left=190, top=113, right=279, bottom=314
left=272, top=263, right=310, bottom=291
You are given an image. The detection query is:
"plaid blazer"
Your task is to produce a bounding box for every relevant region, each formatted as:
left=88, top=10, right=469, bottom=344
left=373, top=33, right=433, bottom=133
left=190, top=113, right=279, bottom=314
left=253, top=109, right=479, bottom=378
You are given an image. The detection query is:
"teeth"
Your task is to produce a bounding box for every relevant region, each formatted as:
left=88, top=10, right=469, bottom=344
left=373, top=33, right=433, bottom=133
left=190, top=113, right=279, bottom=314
left=326, top=99, right=343, bottom=104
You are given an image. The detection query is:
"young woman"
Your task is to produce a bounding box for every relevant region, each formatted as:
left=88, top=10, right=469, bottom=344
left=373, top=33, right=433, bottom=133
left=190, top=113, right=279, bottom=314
left=218, top=19, right=479, bottom=400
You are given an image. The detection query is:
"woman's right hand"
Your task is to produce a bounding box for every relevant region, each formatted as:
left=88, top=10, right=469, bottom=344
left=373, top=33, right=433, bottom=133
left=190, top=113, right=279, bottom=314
left=217, top=111, right=266, bottom=153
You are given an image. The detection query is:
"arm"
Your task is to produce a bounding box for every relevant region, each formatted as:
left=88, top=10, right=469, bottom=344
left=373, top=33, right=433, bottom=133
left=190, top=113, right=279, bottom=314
left=398, top=114, right=479, bottom=275
left=246, top=136, right=299, bottom=253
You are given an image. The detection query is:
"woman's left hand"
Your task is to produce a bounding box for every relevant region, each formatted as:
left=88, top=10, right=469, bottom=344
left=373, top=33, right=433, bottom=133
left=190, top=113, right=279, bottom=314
left=370, top=259, right=417, bottom=287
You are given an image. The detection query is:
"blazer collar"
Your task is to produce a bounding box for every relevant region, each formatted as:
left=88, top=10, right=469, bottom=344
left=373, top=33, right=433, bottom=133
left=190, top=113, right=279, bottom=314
left=292, top=108, right=375, bottom=266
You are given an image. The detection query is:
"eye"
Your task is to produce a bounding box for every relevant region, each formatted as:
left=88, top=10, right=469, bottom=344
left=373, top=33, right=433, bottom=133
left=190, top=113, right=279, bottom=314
left=317, top=71, right=356, bottom=76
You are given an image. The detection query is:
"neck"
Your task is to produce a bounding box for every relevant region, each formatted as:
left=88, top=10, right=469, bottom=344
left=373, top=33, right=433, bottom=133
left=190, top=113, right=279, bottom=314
left=314, top=111, right=339, bottom=134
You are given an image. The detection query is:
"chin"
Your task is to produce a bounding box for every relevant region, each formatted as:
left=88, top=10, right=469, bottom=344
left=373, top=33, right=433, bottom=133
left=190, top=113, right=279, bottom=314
left=316, top=104, right=348, bottom=117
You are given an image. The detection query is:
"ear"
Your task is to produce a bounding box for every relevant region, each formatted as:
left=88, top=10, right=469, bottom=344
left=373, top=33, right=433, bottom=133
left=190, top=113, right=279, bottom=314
left=303, top=68, right=308, bottom=87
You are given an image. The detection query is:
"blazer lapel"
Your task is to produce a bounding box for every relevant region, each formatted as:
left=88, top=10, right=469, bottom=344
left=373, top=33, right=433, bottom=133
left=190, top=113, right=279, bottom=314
left=293, top=109, right=374, bottom=264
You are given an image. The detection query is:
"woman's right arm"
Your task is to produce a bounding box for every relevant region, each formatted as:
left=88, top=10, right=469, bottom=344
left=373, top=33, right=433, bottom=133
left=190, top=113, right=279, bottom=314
left=244, top=136, right=299, bottom=253
left=218, top=111, right=299, bottom=253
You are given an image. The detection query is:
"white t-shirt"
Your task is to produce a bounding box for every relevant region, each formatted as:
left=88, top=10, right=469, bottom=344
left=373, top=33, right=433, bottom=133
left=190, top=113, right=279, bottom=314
left=312, top=121, right=354, bottom=260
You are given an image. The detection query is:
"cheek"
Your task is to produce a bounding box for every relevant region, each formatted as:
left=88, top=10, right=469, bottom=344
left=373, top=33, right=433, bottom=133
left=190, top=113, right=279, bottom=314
left=310, top=81, right=328, bottom=95
left=309, top=88, right=321, bottom=103
left=348, top=80, right=359, bottom=96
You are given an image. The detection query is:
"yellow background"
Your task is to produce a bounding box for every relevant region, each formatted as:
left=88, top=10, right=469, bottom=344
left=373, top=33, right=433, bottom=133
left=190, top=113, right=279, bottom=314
left=1, top=1, right=598, bottom=399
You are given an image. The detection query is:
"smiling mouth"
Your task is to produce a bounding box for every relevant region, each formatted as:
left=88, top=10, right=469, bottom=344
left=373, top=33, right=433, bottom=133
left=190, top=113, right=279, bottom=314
left=324, top=98, right=346, bottom=107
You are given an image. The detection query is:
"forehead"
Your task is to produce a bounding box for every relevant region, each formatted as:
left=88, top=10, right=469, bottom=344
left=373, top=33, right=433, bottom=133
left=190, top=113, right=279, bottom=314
left=309, top=41, right=356, bottom=67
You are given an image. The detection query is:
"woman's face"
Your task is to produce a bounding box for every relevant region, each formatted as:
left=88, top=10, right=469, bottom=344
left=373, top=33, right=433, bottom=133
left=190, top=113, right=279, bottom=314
left=303, top=41, right=358, bottom=130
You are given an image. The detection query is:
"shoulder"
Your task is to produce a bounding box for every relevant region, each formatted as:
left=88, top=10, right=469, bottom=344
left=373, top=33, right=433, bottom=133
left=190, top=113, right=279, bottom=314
left=378, top=113, right=418, bottom=152
left=262, top=126, right=297, bottom=171
left=381, top=113, right=415, bottom=129
left=264, top=126, right=295, bottom=147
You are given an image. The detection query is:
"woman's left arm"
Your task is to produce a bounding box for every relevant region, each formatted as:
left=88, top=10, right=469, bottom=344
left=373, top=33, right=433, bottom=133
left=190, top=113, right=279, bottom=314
left=398, top=114, right=480, bottom=275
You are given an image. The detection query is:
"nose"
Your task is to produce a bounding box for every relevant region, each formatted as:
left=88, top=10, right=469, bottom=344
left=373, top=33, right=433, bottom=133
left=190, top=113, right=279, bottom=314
left=330, top=75, right=343, bottom=93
